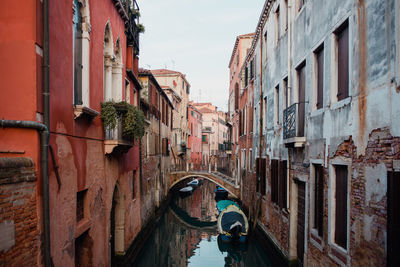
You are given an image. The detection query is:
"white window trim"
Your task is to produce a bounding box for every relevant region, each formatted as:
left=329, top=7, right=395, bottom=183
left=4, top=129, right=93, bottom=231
left=328, top=157, right=351, bottom=265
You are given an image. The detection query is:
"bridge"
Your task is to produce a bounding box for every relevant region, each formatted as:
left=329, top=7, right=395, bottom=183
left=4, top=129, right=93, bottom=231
left=169, top=170, right=239, bottom=197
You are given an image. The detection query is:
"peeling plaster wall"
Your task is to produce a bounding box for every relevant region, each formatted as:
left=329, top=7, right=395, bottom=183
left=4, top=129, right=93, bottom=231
left=250, top=0, right=400, bottom=264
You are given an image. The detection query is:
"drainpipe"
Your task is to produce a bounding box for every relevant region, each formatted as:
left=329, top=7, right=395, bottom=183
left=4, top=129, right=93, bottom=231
left=1, top=120, right=51, bottom=266
left=259, top=28, right=263, bottom=195
left=42, top=0, right=51, bottom=264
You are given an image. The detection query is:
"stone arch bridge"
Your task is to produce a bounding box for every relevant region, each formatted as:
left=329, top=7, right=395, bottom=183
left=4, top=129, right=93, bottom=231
left=169, top=171, right=239, bottom=197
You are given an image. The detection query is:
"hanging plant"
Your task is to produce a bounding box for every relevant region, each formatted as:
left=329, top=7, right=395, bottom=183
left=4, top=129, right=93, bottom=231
left=100, top=101, right=117, bottom=130
left=113, top=102, right=145, bottom=139
left=137, top=23, right=145, bottom=34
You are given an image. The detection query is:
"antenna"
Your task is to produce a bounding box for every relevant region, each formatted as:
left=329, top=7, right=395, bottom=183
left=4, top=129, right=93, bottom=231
left=171, top=59, right=175, bottom=69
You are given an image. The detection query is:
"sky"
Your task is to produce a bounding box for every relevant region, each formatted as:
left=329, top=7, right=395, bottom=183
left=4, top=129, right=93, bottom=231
left=138, top=0, right=265, bottom=112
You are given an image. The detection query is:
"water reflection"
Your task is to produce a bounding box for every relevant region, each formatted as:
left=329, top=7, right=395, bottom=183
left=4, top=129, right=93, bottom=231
left=129, top=179, right=280, bottom=267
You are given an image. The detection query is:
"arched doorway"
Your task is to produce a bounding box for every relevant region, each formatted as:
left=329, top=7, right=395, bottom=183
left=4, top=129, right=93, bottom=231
left=110, top=183, right=124, bottom=265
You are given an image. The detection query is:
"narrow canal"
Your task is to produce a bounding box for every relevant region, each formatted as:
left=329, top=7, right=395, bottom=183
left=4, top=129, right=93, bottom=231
left=126, top=179, right=286, bottom=266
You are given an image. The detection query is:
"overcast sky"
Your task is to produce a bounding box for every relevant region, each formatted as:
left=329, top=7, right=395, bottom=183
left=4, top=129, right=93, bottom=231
left=138, top=0, right=265, bottom=112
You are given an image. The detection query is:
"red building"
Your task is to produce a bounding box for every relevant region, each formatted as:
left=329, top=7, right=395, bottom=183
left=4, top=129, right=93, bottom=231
left=1, top=0, right=144, bottom=265
left=188, top=102, right=203, bottom=170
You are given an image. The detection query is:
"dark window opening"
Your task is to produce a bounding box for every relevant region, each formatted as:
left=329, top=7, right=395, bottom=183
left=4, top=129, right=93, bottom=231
left=335, top=165, right=348, bottom=249
left=76, top=190, right=86, bottom=222
left=313, top=164, right=324, bottom=236
left=335, top=20, right=349, bottom=101
left=315, top=44, right=324, bottom=109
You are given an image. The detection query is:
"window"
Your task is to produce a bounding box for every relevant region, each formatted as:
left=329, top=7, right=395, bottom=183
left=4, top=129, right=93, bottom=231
left=73, top=0, right=83, bottom=105
left=333, top=164, right=348, bottom=249
left=131, top=170, right=136, bottom=199
left=245, top=67, right=248, bottom=87
left=125, top=78, right=130, bottom=103
left=279, top=160, right=287, bottom=209
left=314, top=45, right=324, bottom=110
left=274, top=85, right=280, bottom=126
left=236, top=54, right=239, bottom=66
left=250, top=59, right=254, bottom=80
left=263, top=31, right=268, bottom=62
left=296, top=62, right=306, bottom=137
left=76, top=190, right=86, bottom=222
left=271, top=160, right=287, bottom=208
left=275, top=5, right=280, bottom=44
left=388, top=171, right=400, bottom=265
left=162, top=138, right=169, bottom=156
left=271, top=160, right=279, bottom=202
left=312, top=164, right=324, bottom=237
left=283, top=77, right=288, bottom=109
left=155, top=134, right=159, bottom=155
left=334, top=20, right=349, bottom=101
left=235, top=83, right=239, bottom=110
left=73, top=0, right=90, bottom=107
left=284, top=0, right=288, bottom=31
left=255, top=158, right=266, bottom=194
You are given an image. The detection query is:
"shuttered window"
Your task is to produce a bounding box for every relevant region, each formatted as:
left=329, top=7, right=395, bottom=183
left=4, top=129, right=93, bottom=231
left=388, top=171, right=400, bottom=265
left=271, top=160, right=279, bottom=203
left=279, top=160, right=287, bottom=209
left=313, top=164, right=324, bottom=236
left=335, top=165, right=348, bottom=249
left=335, top=20, right=349, bottom=101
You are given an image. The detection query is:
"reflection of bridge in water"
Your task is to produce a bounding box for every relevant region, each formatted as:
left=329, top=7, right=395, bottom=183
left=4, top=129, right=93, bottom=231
left=170, top=201, right=217, bottom=231
left=169, top=170, right=239, bottom=197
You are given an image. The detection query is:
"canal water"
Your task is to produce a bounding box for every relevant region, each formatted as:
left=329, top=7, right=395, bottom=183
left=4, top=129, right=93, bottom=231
left=128, top=179, right=285, bottom=267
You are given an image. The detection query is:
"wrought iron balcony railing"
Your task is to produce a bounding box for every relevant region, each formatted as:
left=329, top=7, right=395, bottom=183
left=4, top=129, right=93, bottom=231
left=283, top=102, right=305, bottom=140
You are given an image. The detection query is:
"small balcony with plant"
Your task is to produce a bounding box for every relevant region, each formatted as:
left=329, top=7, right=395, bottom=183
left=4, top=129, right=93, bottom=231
left=283, top=102, right=306, bottom=147
left=101, top=101, right=145, bottom=154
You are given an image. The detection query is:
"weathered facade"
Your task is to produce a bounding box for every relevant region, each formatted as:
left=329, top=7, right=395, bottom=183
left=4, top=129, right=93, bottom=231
left=228, top=33, right=255, bottom=185
left=139, top=68, right=173, bottom=223
left=1, top=0, right=145, bottom=265
left=245, top=0, right=400, bottom=265
left=152, top=69, right=191, bottom=170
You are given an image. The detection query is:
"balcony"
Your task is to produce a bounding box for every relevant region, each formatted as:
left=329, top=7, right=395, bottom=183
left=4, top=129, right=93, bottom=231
left=102, top=102, right=145, bottom=155
left=104, top=105, right=133, bottom=154
left=283, top=102, right=306, bottom=147
left=177, top=142, right=187, bottom=156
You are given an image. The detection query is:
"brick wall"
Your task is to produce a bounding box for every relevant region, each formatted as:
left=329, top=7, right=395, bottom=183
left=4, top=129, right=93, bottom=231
left=306, top=128, right=400, bottom=266
left=0, top=157, right=39, bottom=265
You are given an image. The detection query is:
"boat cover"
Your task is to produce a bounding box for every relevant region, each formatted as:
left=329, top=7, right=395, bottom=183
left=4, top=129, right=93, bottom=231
left=217, top=205, right=248, bottom=235
left=217, top=200, right=239, bottom=213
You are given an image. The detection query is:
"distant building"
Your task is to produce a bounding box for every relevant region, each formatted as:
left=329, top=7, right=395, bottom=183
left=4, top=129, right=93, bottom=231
left=139, top=68, right=174, bottom=220
left=228, top=33, right=254, bottom=184
left=188, top=102, right=203, bottom=170
left=152, top=69, right=191, bottom=170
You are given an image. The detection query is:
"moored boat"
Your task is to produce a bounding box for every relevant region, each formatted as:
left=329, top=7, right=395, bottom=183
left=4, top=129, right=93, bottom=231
left=214, top=186, right=228, bottom=199
left=217, top=204, right=248, bottom=243
left=216, top=200, right=239, bottom=214
left=187, top=179, right=199, bottom=186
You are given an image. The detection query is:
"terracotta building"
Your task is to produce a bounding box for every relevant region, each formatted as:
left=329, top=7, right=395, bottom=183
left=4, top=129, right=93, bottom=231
left=1, top=0, right=144, bottom=265
left=188, top=102, right=203, bottom=170
left=228, top=33, right=254, bottom=186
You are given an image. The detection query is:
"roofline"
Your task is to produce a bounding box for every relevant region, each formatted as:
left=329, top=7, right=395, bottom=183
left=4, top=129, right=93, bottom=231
left=139, top=71, right=174, bottom=109
left=228, top=33, right=255, bottom=68
left=151, top=69, right=191, bottom=88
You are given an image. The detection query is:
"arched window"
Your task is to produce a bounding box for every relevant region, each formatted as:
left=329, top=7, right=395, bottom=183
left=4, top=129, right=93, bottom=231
left=104, top=22, right=113, bottom=101
left=73, top=0, right=91, bottom=107
left=112, top=38, right=123, bottom=101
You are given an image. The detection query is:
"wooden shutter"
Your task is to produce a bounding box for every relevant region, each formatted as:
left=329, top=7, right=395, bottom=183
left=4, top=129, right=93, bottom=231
left=316, top=47, right=324, bottom=109
left=337, top=21, right=349, bottom=101
left=279, top=160, right=287, bottom=209
left=335, top=165, right=348, bottom=249
left=256, top=158, right=260, bottom=193
left=261, top=158, right=266, bottom=196
left=271, top=160, right=279, bottom=202
left=297, top=180, right=306, bottom=265
left=388, top=171, right=400, bottom=265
